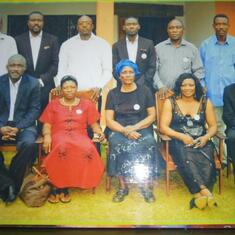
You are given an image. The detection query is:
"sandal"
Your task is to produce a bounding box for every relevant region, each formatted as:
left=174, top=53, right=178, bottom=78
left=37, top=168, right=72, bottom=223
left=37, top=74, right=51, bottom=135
left=59, top=189, right=71, bottom=203
left=112, top=188, right=129, bottom=203
left=48, top=189, right=60, bottom=204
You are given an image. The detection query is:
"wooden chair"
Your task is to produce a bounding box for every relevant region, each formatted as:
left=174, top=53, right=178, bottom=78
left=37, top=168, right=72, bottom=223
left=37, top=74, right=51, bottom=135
left=155, top=92, right=224, bottom=196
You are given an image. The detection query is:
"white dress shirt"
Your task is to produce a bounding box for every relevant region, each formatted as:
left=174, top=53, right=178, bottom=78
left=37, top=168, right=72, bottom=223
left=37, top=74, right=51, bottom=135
left=56, top=33, right=112, bottom=90
left=29, top=31, right=42, bottom=70
left=0, top=32, right=18, bottom=76
left=126, top=35, right=138, bottom=63
left=8, top=77, right=22, bottom=121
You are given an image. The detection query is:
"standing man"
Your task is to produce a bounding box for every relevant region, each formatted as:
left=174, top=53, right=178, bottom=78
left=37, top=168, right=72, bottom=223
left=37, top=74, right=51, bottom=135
left=153, top=19, right=204, bottom=98
left=56, top=15, right=112, bottom=105
left=0, top=54, right=40, bottom=203
left=0, top=14, right=18, bottom=76
left=200, top=14, right=235, bottom=164
left=223, top=83, right=235, bottom=177
left=15, top=11, right=59, bottom=111
left=112, top=17, right=156, bottom=93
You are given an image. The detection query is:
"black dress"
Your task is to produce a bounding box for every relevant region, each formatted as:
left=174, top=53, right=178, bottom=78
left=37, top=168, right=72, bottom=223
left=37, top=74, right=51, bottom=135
left=105, top=85, right=161, bottom=183
left=169, top=96, right=216, bottom=194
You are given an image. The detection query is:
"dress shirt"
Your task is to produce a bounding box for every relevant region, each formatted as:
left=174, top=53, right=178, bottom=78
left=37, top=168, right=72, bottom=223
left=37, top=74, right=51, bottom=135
left=0, top=32, right=18, bottom=76
left=153, top=38, right=204, bottom=90
left=8, top=77, right=22, bottom=121
left=56, top=33, right=112, bottom=90
left=200, top=35, right=235, bottom=107
left=29, top=31, right=42, bottom=70
left=126, top=35, right=138, bottom=63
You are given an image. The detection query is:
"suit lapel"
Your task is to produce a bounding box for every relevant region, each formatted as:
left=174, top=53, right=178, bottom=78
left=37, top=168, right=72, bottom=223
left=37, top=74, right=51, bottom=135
left=14, top=75, right=27, bottom=111
left=136, top=37, right=144, bottom=63
left=120, top=39, right=129, bottom=58
left=24, top=33, right=34, bottom=72
left=2, top=76, right=10, bottom=109
left=35, top=32, right=46, bottom=72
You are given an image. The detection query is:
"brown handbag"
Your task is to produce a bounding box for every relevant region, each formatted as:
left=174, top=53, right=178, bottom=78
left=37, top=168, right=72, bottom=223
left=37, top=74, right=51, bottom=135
left=19, top=167, right=51, bottom=207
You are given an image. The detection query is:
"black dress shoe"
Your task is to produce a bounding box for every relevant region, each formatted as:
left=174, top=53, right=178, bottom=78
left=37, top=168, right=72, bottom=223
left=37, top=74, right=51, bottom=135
left=141, top=189, right=156, bottom=203
left=112, top=188, right=129, bottom=203
left=4, top=185, right=16, bottom=205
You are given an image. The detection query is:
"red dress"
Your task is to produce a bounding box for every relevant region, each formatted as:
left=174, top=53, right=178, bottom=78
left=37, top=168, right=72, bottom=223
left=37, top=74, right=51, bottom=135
left=39, top=98, right=104, bottom=189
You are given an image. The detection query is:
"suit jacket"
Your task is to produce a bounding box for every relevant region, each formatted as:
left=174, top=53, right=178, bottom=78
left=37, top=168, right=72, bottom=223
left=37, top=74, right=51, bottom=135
left=223, top=83, right=235, bottom=130
left=0, top=74, right=41, bottom=130
left=112, top=36, right=156, bottom=92
left=15, top=32, right=59, bottom=90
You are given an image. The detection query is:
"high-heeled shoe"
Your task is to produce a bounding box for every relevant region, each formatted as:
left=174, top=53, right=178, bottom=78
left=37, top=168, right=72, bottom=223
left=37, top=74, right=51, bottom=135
left=189, top=196, right=207, bottom=210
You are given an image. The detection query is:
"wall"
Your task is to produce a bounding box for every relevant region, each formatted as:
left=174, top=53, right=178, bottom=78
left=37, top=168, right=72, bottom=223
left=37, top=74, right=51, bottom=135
left=184, top=2, right=215, bottom=47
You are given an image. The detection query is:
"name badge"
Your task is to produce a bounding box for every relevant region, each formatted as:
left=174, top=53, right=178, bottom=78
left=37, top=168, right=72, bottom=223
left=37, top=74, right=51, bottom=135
left=76, top=109, right=83, bottom=114
left=133, top=104, right=140, bottom=110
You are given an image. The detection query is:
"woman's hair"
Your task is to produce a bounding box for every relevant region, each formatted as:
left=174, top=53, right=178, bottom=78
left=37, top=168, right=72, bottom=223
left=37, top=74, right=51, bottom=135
left=60, top=75, right=78, bottom=87
left=173, top=73, right=204, bottom=101
left=115, top=59, right=140, bottom=78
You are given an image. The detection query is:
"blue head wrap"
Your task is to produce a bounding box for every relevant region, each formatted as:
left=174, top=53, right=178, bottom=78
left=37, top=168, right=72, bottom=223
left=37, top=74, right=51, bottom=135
left=115, top=59, right=140, bottom=79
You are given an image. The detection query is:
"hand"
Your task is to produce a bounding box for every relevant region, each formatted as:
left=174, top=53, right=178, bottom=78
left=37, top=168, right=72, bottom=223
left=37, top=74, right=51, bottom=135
left=193, top=136, right=208, bottom=148
left=123, top=125, right=137, bottom=136
left=158, top=88, right=174, bottom=100
left=51, top=87, right=61, bottom=97
left=90, top=88, right=101, bottom=103
left=180, top=134, right=194, bottom=146
left=43, top=135, right=52, bottom=154
left=127, top=131, right=141, bottom=140
left=92, top=132, right=106, bottom=143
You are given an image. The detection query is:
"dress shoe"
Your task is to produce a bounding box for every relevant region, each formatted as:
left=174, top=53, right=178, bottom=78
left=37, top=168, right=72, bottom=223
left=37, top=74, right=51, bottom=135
left=112, top=188, right=129, bottom=203
left=4, top=185, right=16, bottom=205
left=141, top=189, right=156, bottom=203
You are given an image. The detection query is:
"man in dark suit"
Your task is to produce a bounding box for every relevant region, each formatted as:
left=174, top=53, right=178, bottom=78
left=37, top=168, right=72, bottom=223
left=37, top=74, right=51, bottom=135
left=112, top=17, right=156, bottom=93
left=0, top=54, right=40, bottom=203
left=223, top=83, right=235, bottom=177
left=15, top=11, right=59, bottom=111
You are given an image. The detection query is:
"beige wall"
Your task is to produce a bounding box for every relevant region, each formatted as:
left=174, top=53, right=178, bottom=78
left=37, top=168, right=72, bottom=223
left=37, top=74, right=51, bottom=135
left=184, top=2, right=215, bottom=47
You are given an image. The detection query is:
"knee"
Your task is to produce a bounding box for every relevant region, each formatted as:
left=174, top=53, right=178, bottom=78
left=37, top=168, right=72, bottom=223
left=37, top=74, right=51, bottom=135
left=17, top=141, right=37, bottom=151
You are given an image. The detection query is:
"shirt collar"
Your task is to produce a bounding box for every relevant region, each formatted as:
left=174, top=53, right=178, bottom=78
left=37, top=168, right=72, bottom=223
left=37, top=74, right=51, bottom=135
left=8, top=76, right=22, bottom=87
left=165, top=38, right=187, bottom=46
left=212, top=34, right=230, bottom=45
left=0, top=32, right=6, bottom=39
left=126, top=35, right=139, bottom=43
left=76, top=32, right=95, bottom=40
left=29, top=30, right=43, bottom=39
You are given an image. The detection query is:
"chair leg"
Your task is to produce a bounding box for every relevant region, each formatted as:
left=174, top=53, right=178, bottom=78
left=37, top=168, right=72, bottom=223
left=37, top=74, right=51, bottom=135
left=106, top=176, right=111, bottom=192
left=166, top=167, right=170, bottom=196
left=219, top=168, right=223, bottom=195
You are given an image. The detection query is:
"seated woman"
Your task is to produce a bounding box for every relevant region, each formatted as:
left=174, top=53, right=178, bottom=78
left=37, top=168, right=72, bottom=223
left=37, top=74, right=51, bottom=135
left=40, top=75, right=105, bottom=203
left=105, top=59, right=161, bottom=203
left=160, top=73, right=217, bottom=210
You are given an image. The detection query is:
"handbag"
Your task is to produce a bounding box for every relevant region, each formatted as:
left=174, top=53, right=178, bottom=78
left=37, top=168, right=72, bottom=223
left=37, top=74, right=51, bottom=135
left=19, top=166, right=51, bottom=207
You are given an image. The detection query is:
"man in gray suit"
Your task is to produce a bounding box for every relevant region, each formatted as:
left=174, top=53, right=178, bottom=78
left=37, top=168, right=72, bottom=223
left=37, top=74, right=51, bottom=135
left=112, top=17, right=156, bottom=93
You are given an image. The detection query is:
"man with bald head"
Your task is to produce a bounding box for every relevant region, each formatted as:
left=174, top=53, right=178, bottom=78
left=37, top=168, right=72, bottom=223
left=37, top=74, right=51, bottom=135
left=0, top=54, right=40, bottom=203
left=56, top=15, right=112, bottom=103
left=0, top=14, right=18, bottom=76
left=153, top=18, right=204, bottom=98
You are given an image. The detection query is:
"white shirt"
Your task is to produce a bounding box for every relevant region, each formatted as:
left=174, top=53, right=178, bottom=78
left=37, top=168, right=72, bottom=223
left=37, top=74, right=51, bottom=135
left=29, top=31, right=42, bottom=70
left=0, top=32, right=18, bottom=76
left=8, top=77, right=22, bottom=121
left=55, top=33, right=112, bottom=90
left=126, top=35, right=138, bottom=63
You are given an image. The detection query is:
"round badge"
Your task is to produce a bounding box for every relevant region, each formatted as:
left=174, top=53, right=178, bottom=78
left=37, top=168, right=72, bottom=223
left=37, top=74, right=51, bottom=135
left=76, top=109, right=83, bottom=114
left=133, top=104, right=140, bottom=110
left=194, top=114, right=200, bottom=121
left=183, top=57, right=189, bottom=62
left=141, top=53, right=147, bottom=59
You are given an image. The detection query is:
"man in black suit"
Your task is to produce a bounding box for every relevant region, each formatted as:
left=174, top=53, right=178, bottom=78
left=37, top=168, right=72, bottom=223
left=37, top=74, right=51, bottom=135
left=112, top=17, right=156, bottom=93
left=223, top=83, right=235, bottom=177
left=0, top=54, right=40, bottom=203
left=15, top=11, right=59, bottom=111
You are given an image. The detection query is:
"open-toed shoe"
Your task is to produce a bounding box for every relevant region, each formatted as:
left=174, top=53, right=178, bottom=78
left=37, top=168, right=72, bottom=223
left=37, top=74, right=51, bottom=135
left=112, top=188, right=129, bottom=203
left=59, top=189, right=71, bottom=203
left=48, top=193, right=60, bottom=204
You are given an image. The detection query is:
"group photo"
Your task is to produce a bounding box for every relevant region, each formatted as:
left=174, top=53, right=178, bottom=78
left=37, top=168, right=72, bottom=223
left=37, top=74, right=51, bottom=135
left=0, top=0, right=235, bottom=228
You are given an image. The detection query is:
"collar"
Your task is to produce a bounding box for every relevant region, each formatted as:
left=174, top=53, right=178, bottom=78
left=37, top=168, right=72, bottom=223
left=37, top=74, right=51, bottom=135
left=29, top=30, right=43, bottom=39
left=212, top=34, right=230, bottom=45
left=8, top=76, right=22, bottom=87
left=126, top=35, right=139, bottom=43
left=76, top=32, right=95, bottom=40
left=165, top=38, right=187, bottom=46
left=0, top=32, right=6, bottom=40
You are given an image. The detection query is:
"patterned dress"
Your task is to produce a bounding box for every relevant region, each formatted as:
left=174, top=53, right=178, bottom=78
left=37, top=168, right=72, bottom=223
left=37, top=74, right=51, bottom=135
left=105, top=86, right=160, bottom=183
left=169, top=96, right=216, bottom=194
left=39, top=98, right=104, bottom=189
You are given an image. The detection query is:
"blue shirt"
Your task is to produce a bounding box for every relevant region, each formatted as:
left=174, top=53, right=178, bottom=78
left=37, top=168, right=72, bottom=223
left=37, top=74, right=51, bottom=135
left=200, top=35, right=235, bottom=107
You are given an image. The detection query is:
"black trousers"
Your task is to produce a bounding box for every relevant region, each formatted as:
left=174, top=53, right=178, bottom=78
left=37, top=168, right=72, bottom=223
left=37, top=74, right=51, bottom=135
left=0, top=126, right=38, bottom=200
left=226, top=128, right=235, bottom=176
